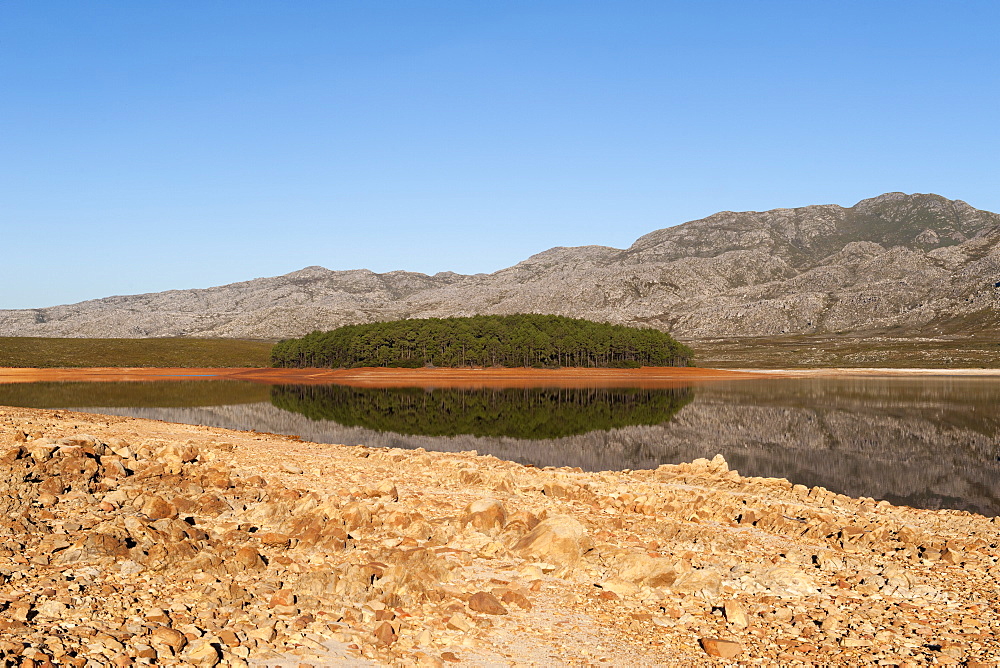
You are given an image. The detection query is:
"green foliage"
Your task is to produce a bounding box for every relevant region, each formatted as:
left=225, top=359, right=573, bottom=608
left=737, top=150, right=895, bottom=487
left=0, top=380, right=269, bottom=409
left=270, top=315, right=693, bottom=369
left=0, top=337, right=273, bottom=368
left=271, top=385, right=693, bottom=439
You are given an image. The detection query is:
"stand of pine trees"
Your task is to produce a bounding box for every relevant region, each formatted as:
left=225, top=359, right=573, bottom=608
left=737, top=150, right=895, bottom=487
left=270, top=314, right=693, bottom=369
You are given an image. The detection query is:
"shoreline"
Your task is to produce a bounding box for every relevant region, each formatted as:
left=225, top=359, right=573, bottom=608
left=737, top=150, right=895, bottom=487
left=0, top=366, right=761, bottom=388
left=1, top=365, right=999, bottom=387
left=0, top=406, right=996, bottom=665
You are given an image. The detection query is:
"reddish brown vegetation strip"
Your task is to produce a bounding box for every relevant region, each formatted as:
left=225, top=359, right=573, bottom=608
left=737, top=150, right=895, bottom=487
left=0, top=366, right=762, bottom=388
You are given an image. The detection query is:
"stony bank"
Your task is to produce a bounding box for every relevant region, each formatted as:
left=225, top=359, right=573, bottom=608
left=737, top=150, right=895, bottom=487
left=0, top=406, right=998, bottom=667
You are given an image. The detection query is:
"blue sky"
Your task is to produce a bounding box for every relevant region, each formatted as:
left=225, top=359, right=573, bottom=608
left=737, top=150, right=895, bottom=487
left=2, top=1, right=998, bottom=309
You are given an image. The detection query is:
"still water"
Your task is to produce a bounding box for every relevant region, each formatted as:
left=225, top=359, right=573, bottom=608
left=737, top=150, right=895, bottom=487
left=2, top=377, right=999, bottom=516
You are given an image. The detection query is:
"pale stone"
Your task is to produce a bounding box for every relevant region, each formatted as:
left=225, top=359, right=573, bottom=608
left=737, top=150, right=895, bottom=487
left=183, top=638, right=221, bottom=666
left=700, top=638, right=743, bottom=659
left=723, top=600, right=749, bottom=628
left=461, top=498, right=507, bottom=532
left=511, top=515, right=593, bottom=566
left=468, top=591, right=508, bottom=615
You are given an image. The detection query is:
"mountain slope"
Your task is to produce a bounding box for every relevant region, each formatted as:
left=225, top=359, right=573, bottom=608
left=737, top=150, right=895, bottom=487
left=2, top=192, right=999, bottom=340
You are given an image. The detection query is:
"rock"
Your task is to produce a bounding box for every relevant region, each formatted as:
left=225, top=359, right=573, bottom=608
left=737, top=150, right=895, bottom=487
left=268, top=589, right=296, bottom=609
left=461, top=499, right=507, bottom=532
left=757, top=564, right=818, bottom=597
left=446, top=614, right=473, bottom=632
left=257, top=531, right=290, bottom=547
left=217, top=631, right=240, bottom=648
left=468, top=591, right=508, bottom=615
left=700, top=638, right=743, bottom=659
left=412, top=651, right=444, bottom=667
left=150, top=627, right=187, bottom=652
left=598, top=579, right=639, bottom=598
left=723, top=600, right=749, bottom=628
left=612, top=552, right=679, bottom=587
left=511, top=515, right=593, bottom=566
left=183, top=638, right=220, bottom=666
left=141, top=495, right=178, bottom=520
left=232, top=546, right=265, bottom=571
left=341, top=501, right=372, bottom=531
left=35, top=600, right=66, bottom=619
left=375, top=480, right=399, bottom=501
left=373, top=621, right=397, bottom=646
left=670, top=568, right=722, bottom=596
left=499, top=589, right=532, bottom=611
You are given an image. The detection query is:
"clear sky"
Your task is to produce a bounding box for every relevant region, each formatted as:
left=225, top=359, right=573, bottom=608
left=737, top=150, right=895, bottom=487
left=2, top=1, right=998, bottom=309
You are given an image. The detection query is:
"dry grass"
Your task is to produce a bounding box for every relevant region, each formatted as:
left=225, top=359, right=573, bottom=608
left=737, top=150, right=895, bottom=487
left=690, top=334, right=1000, bottom=369
left=0, top=337, right=273, bottom=368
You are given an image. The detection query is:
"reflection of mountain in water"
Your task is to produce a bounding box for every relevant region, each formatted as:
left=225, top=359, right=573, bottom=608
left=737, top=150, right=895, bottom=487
left=269, top=385, right=693, bottom=439
left=71, top=377, right=1000, bottom=517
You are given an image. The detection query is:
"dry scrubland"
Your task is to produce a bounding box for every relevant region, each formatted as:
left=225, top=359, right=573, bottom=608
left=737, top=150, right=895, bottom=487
left=3, top=334, right=998, bottom=371
left=0, top=408, right=997, bottom=666
left=691, top=335, right=1000, bottom=369
left=0, top=338, right=273, bottom=369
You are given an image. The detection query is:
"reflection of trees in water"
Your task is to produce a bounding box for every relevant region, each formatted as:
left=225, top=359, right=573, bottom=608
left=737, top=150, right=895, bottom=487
left=55, top=376, right=1000, bottom=515
left=269, top=385, right=694, bottom=439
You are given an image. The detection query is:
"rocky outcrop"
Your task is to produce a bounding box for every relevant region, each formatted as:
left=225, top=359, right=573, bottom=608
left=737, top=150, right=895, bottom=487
left=0, top=406, right=998, bottom=665
left=2, top=192, right=998, bottom=339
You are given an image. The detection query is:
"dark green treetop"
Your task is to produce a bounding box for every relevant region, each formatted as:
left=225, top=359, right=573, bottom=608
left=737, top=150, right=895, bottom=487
left=271, top=314, right=693, bottom=369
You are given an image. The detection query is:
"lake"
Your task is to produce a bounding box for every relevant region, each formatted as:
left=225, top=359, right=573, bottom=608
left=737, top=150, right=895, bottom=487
left=2, top=376, right=999, bottom=516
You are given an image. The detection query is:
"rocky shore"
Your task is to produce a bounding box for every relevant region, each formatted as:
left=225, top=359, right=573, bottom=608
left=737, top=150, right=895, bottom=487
left=0, top=406, right=998, bottom=667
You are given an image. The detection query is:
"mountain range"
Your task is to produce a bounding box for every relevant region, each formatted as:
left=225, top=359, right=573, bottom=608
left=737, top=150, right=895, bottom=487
left=2, top=192, right=998, bottom=340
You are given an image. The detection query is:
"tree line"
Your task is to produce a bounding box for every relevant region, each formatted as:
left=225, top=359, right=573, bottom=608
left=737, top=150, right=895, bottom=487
left=270, top=314, right=693, bottom=369
left=270, top=385, right=694, bottom=439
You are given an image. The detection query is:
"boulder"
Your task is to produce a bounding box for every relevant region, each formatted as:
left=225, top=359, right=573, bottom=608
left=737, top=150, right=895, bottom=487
left=461, top=499, right=507, bottom=532
left=141, top=495, right=178, bottom=520
left=758, top=564, right=818, bottom=597
left=700, top=638, right=743, bottom=659
left=183, top=638, right=220, bottom=666
left=612, top=553, right=679, bottom=587
left=232, top=546, right=266, bottom=571
left=468, top=591, right=508, bottom=615
left=670, top=568, right=722, bottom=596
left=511, top=515, right=593, bottom=566
left=723, top=600, right=750, bottom=628
left=150, top=627, right=187, bottom=652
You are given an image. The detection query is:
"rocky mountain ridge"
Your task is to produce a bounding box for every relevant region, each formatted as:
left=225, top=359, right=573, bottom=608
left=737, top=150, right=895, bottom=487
left=2, top=192, right=999, bottom=339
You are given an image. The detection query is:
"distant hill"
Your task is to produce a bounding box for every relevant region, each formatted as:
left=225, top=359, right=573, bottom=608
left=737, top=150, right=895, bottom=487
left=2, top=192, right=998, bottom=340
